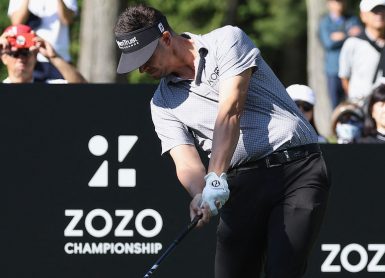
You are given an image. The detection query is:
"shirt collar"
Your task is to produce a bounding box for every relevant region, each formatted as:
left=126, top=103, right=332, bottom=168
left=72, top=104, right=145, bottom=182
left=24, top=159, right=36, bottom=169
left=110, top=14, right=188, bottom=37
left=164, top=32, right=208, bottom=84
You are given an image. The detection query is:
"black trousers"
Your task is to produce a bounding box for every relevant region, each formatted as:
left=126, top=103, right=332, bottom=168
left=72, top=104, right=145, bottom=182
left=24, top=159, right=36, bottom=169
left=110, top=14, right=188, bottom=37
left=215, top=152, right=330, bottom=278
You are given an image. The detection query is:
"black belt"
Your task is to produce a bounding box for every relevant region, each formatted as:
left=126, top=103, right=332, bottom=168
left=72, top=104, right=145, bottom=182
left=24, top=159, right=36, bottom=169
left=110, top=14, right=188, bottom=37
left=227, top=143, right=321, bottom=177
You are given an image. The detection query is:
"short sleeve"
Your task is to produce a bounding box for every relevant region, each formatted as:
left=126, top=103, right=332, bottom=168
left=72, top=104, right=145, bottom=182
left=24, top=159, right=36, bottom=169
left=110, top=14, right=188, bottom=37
left=151, top=91, right=195, bottom=155
left=214, top=26, right=260, bottom=80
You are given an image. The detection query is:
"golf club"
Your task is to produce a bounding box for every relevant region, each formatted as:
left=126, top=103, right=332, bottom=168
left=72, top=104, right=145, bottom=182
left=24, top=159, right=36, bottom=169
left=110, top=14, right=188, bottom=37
left=143, top=214, right=202, bottom=278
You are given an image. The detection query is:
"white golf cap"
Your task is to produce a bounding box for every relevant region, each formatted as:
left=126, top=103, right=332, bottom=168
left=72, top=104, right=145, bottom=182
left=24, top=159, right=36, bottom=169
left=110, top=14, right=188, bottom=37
left=286, top=84, right=316, bottom=105
left=360, top=0, right=385, bottom=12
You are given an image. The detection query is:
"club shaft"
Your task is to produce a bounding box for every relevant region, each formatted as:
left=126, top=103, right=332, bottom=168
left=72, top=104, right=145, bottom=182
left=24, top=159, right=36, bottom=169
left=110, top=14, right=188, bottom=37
left=143, top=215, right=201, bottom=277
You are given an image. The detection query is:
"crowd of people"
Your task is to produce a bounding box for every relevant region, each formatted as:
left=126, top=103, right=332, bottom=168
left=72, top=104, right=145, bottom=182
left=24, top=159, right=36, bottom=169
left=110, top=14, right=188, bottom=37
left=286, top=81, right=385, bottom=144
left=0, top=0, right=85, bottom=83
left=316, top=0, right=385, bottom=143
left=286, top=0, right=385, bottom=144
left=0, top=0, right=384, bottom=143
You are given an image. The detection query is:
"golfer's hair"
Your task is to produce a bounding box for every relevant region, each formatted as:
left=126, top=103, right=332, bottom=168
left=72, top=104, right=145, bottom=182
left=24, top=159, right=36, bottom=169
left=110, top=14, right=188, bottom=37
left=114, top=4, right=173, bottom=35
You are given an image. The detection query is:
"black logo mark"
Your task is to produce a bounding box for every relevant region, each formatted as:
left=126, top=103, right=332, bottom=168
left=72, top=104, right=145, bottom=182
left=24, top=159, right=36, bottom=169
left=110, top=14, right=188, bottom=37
left=211, top=180, right=220, bottom=187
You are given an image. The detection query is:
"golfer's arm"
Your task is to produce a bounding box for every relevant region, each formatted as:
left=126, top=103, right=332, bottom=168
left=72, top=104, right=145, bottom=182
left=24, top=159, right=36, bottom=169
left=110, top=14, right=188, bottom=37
left=170, top=145, right=206, bottom=197
left=10, top=0, right=30, bottom=24
left=49, top=56, right=87, bottom=83
left=208, top=68, right=252, bottom=175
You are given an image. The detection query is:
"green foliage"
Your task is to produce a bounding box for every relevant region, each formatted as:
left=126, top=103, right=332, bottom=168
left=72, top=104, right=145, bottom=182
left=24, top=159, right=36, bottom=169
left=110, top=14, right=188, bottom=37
left=125, top=0, right=309, bottom=83
left=70, top=0, right=82, bottom=65
left=0, top=0, right=363, bottom=83
left=0, top=0, right=11, bottom=80
left=0, top=0, right=10, bottom=28
left=0, top=0, right=309, bottom=83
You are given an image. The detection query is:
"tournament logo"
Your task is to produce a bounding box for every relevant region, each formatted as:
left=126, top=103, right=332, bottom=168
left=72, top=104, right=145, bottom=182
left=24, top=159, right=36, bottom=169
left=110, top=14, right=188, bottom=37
left=88, top=135, right=138, bottom=187
left=321, top=243, right=385, bottom=273
left=63, top=135, right=163, bottom=255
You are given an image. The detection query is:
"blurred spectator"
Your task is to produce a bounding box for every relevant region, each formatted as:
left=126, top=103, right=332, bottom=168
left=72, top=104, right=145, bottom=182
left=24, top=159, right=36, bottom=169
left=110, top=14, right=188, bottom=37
left=339, top=0, right=385, bottom=107
left=0, top=24, right=86, bottom=83
left=331, top=101, right=364, bottom=143
left=8, top=0, right=78, bottom=82
left=358, top=83, right=385, bottom=143
left=286, top=84, right=328, bottom=143
left=319, top=0, right=362, bottom=109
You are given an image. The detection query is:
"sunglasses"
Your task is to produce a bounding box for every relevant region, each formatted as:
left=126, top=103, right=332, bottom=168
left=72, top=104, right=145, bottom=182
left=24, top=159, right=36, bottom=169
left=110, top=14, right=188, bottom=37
left=8, top=49, right=33, bottom=58
left=295, top=101, right=313, bottom=112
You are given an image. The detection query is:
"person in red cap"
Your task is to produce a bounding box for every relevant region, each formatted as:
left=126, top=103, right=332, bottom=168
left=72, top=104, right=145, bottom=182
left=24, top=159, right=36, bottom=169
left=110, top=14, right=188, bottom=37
left=0, top=24, right=86, bottom=83
left=8, top=0, right=78, bottom=81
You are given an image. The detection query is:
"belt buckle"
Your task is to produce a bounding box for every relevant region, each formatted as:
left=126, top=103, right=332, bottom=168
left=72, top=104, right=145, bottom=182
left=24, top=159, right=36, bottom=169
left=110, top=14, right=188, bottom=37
left=266, top=149, right=291, bottom=168
left=284, top=150, right=290, bottom=160
left=266, top=158, right=270, bottom=168
left=265, top=157, right=280, bottom=168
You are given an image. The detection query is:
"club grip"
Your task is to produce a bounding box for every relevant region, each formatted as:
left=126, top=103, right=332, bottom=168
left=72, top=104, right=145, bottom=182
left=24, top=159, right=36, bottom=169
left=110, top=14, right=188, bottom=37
left=188, top=214, right=202, bottom=229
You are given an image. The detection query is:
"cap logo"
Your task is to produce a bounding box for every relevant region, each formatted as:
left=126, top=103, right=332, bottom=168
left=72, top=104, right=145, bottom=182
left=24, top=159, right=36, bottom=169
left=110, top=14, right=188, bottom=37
left=115, top=16, right=169, bottom=55
left=116, top=37, right=139, bottom=50
left=16, top=35, right=26, bottom=46
left=158, top=23, right=164, bottom=33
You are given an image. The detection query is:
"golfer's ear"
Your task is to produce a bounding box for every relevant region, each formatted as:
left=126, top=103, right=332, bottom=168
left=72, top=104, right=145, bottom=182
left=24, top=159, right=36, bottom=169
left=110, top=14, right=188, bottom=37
left=160, top=31, right=172, bottom=46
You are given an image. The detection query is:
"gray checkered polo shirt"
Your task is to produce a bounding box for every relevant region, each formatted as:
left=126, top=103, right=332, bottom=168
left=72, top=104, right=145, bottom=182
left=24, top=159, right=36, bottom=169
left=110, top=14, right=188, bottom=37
left=150, top=25, right=317, bottom=168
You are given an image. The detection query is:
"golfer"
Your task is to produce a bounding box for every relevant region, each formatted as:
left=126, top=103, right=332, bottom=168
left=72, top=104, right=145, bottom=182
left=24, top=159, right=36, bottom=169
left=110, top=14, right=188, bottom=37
left=115, top=4, right=330, bottom=278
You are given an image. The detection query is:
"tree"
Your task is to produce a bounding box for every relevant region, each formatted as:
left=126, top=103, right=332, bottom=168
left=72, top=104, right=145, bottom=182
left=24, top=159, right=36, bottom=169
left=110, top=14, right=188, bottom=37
left=78, top=0, right=124, bottom=82
left=306, top=0, right=332, bottom=137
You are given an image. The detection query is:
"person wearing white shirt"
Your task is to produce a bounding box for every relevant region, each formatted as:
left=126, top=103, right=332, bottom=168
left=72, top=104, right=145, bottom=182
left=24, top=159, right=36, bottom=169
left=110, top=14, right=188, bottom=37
left=338, top=0, right=385, bottom=105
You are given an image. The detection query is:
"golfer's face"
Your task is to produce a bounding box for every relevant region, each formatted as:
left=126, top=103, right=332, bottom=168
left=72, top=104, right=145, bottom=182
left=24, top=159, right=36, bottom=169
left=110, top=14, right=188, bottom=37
left=139, top=44, right=169, bottom=79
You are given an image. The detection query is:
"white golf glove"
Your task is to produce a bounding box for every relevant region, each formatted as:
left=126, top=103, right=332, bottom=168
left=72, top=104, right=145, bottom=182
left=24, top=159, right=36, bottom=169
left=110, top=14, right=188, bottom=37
left=202, top=172, right=230, bottom=216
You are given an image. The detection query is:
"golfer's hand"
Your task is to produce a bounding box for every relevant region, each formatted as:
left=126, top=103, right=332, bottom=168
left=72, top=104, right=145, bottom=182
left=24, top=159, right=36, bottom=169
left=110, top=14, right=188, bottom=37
left=201, top=172, right=230, bottom=216
left=190, top=193, right=211, bottom=228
